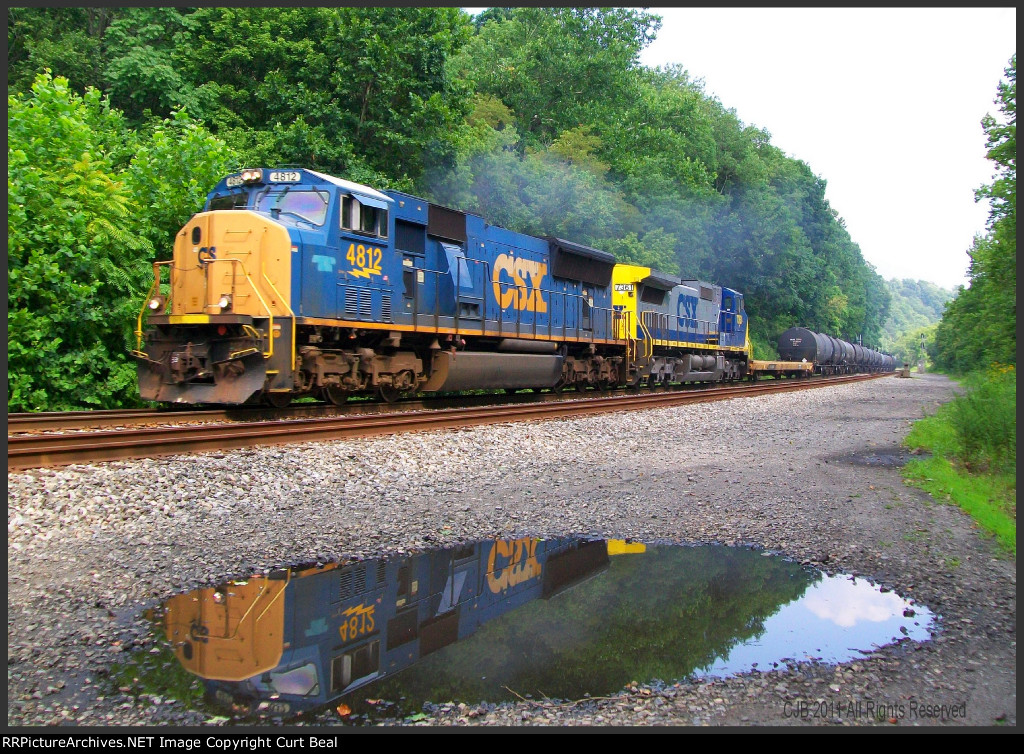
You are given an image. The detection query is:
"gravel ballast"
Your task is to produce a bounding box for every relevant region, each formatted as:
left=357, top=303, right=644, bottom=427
left=7, top=373, right=1016, bottom=727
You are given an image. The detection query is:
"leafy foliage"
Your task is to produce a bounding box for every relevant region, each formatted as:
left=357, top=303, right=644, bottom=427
left=933, top=56, right=1016, bottom=373
left=7, top=72, right=237, bottom=411
left=880, top=279, right=955, bottom=347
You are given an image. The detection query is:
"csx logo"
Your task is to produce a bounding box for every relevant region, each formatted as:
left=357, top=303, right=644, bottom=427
left=491, top=254, right=548, bottom=312
left=677, top=293, right=698, bottom=328
left=486, top=538, right=542, bottom=593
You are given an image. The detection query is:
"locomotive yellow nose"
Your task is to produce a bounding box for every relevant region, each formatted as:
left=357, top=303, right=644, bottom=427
left=172, top=210, right=292, bottom=319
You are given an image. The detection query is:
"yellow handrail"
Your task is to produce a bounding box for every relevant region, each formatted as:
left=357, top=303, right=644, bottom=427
left=259, top=258, right=296, bottom=371
left=134, top=261, right=173, bottom=353
left=135, top=257, right=284, bottom=361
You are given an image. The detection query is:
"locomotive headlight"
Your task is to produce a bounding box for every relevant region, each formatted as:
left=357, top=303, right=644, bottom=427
left=241, top=169, right=263, bottom=183
left=148, top=295, right=166, bottom=312
left=217, top=294, right=232, bottom=311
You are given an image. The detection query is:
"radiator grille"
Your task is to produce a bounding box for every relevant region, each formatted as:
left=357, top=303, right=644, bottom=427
left=344, top=288, right=358, bottom=319
left=339, top=564, right=367, bottom=600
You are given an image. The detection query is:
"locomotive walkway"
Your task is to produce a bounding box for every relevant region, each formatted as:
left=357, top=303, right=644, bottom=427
left=8, top=374, right=889, bottom=470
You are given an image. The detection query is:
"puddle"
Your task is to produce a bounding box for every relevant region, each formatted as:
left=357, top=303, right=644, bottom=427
left=832, top=446, right=922, bottom=467
left=148, top=539, right=933, bottom=723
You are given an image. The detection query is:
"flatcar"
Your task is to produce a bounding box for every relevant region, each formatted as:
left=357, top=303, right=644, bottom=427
left=162, top=538, right=612, bottom=718
left=133, top=167, right=752, bottom=406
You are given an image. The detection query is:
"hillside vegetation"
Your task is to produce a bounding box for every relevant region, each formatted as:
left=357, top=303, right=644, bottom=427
left=879, top=279, right=955, bottom=365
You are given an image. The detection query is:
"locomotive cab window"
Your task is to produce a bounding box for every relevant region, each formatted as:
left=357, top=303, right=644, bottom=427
left=255, top=189, right=329, bottom=226
left=342, top=195, right=389, bottom=239
left=208, top=191, right=249, bottom=211
left=330, top=641, right=380, bottom=693
left=259, top=663, right=319, bottom=697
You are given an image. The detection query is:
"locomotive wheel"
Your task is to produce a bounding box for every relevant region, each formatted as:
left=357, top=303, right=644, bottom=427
left=377, top=384, right=401, bottom=404
left=264, top=392, right=292, bottom=409
left=322, top=386, right=349, bottom=406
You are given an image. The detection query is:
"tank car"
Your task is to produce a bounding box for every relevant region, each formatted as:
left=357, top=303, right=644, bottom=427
left=134, top=168, right=627, bottom=406
left=777, top=327, right=895, bottom=374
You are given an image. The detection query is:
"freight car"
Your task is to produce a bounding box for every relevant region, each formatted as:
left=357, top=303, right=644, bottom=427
left=162, top=538, right=612, bottom=718
left=133, top=167, right=751, bottom=406
left=776, top=326, right=896, bottom=375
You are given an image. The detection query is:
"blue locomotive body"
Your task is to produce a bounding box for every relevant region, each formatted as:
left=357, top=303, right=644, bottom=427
left=137, top=168, right=627, bottom=404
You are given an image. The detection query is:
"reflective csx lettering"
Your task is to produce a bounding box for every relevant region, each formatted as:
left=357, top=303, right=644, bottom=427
left=486, top=538, right=542, bottom=593
left=677, top=293, right=698, bottom=329
left=491, top=254, right=548, bottom=312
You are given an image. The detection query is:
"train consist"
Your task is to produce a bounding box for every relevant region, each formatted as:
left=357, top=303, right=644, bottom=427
left=776, top=327, right=897, bottom=375
left=163, top=537, right=615, bottom=718
left=133, top=167, right=892, bottom=405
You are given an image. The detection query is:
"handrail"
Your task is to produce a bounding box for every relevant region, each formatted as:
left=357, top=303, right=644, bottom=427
left=640, top=310, right=719, bottom=347
left=134, top=261, right=173, bottom=353
left=210, top=571, right=291, bottom=643
left=135, top=257, right=282, bottom=361
left=259, top=257, right=295, bottom=370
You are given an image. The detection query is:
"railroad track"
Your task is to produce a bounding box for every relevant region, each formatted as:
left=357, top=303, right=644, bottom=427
left=8, top=374, right=891, bottom=470
left=6, top=388, right=651, bottom=432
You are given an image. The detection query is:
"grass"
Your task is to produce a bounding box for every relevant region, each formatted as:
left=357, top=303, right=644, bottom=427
left=902, top=366, right=1016, bottom=556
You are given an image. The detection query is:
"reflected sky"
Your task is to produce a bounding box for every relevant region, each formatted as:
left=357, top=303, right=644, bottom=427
left=700, top=574, right=932, bottom=677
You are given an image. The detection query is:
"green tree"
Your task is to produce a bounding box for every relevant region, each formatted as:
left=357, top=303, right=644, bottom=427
left=934, top=56, right=1015, bottom=371
left=125, top=110, right=238, bottom=255
left=8, top=73, right=152, bottom=410
left=7, top=7, right=115, bottom=94
left=173, top=7, right=474, bottom=184
left=455, top=8, right=660, bottom=145
left=8, top=72, right=238, bottom=411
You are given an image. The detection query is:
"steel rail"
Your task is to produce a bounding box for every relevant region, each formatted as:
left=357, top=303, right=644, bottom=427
left=8, top=374, right=889, bottom=470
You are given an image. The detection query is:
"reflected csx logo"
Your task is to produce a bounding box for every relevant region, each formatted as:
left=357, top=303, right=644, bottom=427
left=677, top=293, right=698, bottom=328
left=491, top=254, right=548, bottom=312
left=486, top=538, right=542, bottom=593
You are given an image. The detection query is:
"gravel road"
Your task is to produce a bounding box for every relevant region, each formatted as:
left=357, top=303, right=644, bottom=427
left=7, top=373, right=1016, bottom=728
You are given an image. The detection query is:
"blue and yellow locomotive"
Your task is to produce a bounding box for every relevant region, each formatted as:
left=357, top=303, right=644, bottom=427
left=134, top=167, right=751, bottom=405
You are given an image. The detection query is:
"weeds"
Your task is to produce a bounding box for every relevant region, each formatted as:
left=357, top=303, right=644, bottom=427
left=903, top=366, right=1016, bottom=556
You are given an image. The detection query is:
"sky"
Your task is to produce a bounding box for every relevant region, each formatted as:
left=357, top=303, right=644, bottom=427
left=636, top=8, right=1016, bottom=291
left=468, top=7, right=1016, bottom=290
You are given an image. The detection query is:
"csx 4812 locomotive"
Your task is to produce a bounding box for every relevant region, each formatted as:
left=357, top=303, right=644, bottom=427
left=134, top=167, right=751, bottom=405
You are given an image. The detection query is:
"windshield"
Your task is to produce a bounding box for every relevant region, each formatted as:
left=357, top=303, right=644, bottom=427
left=255, top=189, right=330, bottom=226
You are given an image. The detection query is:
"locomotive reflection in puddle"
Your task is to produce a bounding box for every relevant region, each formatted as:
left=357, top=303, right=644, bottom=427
left=162, top=537, right=613, bottom=719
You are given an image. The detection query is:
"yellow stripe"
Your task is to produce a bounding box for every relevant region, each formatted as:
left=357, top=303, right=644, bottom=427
left=168, top=315, right=211, bottom=324
left=295, top=317, right=624, bottom=345
left=296, top=317, right=749, bottom=351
